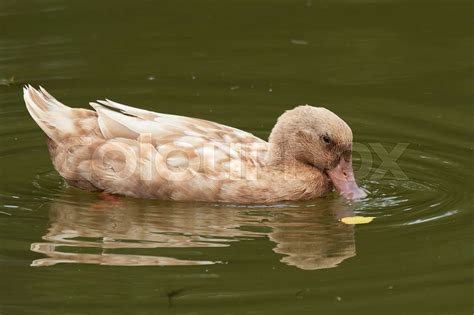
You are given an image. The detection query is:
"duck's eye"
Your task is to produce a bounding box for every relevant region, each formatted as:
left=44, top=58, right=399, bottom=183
left=321, top=135, right=331, bottom=144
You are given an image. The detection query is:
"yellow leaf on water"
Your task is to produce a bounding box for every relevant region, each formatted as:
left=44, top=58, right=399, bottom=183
left=341, top=216, right=375, bottom=225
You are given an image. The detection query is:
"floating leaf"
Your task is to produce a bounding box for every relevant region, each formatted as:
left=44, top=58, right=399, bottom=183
left=341, top=216, right=375, bottom=225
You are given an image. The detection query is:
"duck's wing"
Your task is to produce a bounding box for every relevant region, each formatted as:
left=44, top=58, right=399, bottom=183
left=89, top=100, right=269, bottom=170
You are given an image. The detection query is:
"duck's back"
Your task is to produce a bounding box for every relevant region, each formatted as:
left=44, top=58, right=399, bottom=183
left=24, top=86, right=269, bottom=201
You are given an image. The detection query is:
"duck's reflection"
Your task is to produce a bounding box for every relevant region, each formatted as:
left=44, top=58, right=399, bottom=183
left=31, top=196, right=356, bottom=270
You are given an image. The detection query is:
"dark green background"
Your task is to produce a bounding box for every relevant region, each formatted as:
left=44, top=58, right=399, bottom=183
left=0, top=0, right=472, bottom=314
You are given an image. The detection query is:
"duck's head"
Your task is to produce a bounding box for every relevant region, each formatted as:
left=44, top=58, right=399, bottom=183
left=269, top=105, right=367, bottom=200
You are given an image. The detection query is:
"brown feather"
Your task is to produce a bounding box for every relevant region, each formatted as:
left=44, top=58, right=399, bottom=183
left=24, top=87, right=357, bottom=203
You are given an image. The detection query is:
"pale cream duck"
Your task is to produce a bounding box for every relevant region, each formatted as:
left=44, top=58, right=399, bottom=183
left=23, top=85, right=367, bottom=203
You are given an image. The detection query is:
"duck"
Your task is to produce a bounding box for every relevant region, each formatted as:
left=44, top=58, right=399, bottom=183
left=23, top=85, right=367, bottom=203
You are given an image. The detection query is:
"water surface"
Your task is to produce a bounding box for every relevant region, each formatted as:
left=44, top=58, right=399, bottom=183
left=0, top=0, right=472, bottom=314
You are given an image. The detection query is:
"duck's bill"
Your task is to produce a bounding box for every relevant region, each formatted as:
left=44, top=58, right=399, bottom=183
left=327, top=158, right=367, bottom=200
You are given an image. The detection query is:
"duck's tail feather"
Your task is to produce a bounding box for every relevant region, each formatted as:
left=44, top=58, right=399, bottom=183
left=23, top=85, right=77, bottom=142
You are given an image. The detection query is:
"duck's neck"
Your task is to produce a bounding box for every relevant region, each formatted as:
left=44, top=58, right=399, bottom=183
left=266, top=125, right=299, bottom=167
left=267, top=142, right=291, bottom=166
left=266, top=136, right=309, bottom=170
left=266, top=117, right=321, bottom=172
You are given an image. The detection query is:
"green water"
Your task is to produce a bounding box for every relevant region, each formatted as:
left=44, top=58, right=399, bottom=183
left=0, top=0, right=473, bottom=314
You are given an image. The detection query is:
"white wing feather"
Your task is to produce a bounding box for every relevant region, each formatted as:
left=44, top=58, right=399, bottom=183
left=89, top=100, right=268, bottom=171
